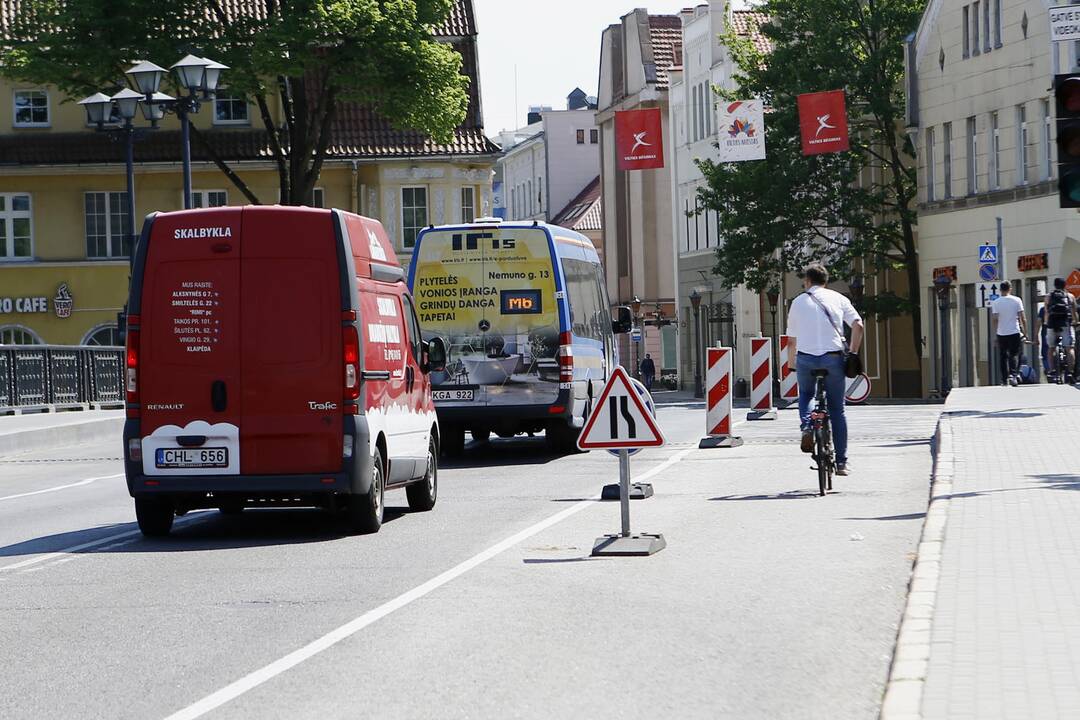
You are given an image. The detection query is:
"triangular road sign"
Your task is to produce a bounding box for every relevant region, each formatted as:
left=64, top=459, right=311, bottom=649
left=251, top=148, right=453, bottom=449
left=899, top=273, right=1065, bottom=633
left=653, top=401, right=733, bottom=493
left=578, top=366, right=666, bottom=450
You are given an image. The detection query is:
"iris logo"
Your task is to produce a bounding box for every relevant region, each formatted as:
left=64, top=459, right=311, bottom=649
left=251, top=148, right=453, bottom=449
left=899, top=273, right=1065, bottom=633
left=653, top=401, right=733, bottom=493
left=451, top=232, right=516, bottom=251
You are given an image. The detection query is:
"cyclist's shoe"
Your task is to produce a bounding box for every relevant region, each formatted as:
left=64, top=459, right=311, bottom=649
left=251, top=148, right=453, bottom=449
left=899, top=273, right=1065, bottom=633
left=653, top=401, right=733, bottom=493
left=800, top=431, right=814, bottom=453
left=835, top=464, right=850, bottom=476
left=1008, top=374, right=1018, bottom=387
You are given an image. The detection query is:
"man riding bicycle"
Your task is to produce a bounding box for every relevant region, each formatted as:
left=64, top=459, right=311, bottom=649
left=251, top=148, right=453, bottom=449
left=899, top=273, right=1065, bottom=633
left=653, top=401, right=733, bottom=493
left=1043, top=277, right=1077, bottom=382
left=786, top=263, right=864, bottom=477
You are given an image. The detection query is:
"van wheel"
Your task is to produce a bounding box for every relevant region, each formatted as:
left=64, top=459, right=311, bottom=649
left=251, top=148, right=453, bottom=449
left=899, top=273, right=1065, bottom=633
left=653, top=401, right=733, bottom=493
left=347, top=448, right=384, bottom=534
left=470, top=428, right=491, bottom=443
left=442, top=424, right=465, bottom=457
left=135, top=497, right=174, bottom=537
left=546, top=422, right=583, bottom=454
left=406, top=438, right=438, bottom=512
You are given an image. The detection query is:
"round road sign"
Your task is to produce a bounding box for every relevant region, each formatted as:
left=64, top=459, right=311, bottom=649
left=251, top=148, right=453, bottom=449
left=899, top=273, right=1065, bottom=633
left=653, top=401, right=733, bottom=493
left=979, top=263, right=998, bottom=282
left=845, top=373, right=871, bottom=404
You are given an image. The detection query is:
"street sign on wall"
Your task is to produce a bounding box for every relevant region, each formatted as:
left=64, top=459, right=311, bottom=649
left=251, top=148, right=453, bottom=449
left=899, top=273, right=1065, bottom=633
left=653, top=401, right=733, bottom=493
left=1049, top=5, right=1080, bottom=43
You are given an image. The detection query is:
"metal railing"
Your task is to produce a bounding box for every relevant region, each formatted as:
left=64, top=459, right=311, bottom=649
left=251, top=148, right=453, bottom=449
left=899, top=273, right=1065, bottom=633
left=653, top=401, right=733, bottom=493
left=0, top=345, right=125, bottom=414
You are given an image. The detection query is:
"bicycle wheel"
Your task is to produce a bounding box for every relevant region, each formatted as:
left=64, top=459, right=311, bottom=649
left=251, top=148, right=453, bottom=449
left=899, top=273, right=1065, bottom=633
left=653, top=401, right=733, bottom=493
left=815, top=427, right=828, bottom=496
left=824, top=424, right=834, bottom=491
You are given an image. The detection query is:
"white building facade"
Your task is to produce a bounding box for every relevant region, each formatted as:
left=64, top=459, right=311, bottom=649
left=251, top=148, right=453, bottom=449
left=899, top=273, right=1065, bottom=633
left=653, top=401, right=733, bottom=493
left=908, top=0, right=1080, bottom=391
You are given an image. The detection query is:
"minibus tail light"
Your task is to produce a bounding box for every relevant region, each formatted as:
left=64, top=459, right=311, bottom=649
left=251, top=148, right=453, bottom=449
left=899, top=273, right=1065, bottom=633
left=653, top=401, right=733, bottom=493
left=343, top=325, right=360, bottom=400
left=126, top=326, right=140, bottom=406
left=557, top=331, right=574, bottom=383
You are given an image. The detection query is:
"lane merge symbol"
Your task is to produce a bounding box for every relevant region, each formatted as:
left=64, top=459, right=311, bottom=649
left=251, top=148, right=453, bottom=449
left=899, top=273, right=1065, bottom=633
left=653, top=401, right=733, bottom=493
left=578, top=366, right=665, bottom=450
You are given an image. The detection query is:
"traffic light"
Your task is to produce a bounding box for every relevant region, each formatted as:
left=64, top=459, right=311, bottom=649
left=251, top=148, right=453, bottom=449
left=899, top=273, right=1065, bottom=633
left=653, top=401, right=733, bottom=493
left=1056, top=73, right=1080, bottom=207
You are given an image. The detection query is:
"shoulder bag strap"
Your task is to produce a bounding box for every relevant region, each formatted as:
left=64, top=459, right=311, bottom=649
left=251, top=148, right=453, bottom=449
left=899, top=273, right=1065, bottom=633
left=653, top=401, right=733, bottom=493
left=805, top=289, right=850, bottom=351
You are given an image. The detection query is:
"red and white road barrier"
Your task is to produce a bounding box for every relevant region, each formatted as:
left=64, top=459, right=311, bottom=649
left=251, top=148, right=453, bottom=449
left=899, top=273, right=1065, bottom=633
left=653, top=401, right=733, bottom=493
left=699, top=346, right=743, bottom=448
left=748, top=337, right=777, bottom=420
left=779, top=335, right=797, bottom=405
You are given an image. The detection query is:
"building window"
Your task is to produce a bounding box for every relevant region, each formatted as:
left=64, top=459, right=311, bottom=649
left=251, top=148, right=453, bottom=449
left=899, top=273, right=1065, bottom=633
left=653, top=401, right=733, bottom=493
left=0, top=325, right=42, bottom=345
left=590, top=128, right=598, bottom=144
left=528, top=180, right=533, bottom=215
left=401, top=187, right=427, bottom=248
left=703, top=83, right=712, bottom=136
left=991, top=112, right=1001, bottom=189
left=1017, top=104, right=1028, bottom=186
left=994, top=0, right=1002, bottom=47
left=461, top=187, right=475, bottom=222
left=276, top=188, right=324, bottom=207
left=1043, top=99, right=1053, bottom=181
left=967, top=116, right=979, bottom=194
left=983, top=0, right=991, bottom=52
left=85, top=191, right=132, bottom=259
left=576, top=129, right=585, bottom=144
left=13, top=90, right=49, bottom=127
left=0, top=193, right=32, bottom=259
left=192, top=190, right=228, bottom=208
left=962, top=6, right=970, bottom=58
left=536, top=176, right=543, bottom=212
left=944, top=122, right=953, bottom=198
left=83, top=325, right=121, bottom=346
left=972, top=2, right=980, bottom=55
left=212, top=92, right=249, bottom=125
left=510, top=188, right=516, bottom=220
left=926, top=127, right=936, bottom=202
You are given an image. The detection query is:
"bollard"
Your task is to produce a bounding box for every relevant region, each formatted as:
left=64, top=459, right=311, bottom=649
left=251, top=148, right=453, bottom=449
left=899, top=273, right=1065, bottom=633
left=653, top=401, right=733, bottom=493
left=778, top=335, right=798, bottom=408
left=747, top=337, right=777, bottom=420
left=699, top=346, right=744, bottom=448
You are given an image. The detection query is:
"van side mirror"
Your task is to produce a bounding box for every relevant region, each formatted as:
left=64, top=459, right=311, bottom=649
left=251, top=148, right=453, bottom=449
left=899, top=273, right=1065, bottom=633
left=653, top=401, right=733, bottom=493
left=423, top=337, right=447, bottom=373
left=612, top=306, right=633, bottom=334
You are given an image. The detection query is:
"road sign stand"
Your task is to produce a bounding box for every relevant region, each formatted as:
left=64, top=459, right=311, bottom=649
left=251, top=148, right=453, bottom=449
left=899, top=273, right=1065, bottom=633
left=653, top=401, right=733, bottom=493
left=601, top=482, right=654, bottom=500
left=591, top=449, right=666, bottom=557
left=578, top=367, right=666, bottom=557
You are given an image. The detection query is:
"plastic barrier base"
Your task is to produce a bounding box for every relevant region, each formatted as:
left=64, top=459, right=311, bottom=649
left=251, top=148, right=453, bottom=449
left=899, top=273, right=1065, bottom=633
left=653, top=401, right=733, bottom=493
left=591, top=533, right=666, bottom=557
left=601, top=482, right=654, bottom=500
left=698, top=435, right=745, bottom=449
left=747, top=409, right=778, bottom=421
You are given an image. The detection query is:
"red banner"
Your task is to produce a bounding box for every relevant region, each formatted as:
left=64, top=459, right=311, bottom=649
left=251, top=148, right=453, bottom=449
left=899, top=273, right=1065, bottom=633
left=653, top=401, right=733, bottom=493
left=615, top=108, right=665, bottom=170
left=797, top=90, right=850, bottom=156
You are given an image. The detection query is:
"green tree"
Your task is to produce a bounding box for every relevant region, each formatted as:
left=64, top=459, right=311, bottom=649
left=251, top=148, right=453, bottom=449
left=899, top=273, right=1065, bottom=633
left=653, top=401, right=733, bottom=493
left=697, top=0, right=925, bottom=358
left=1, top=0, right=470, bottom=204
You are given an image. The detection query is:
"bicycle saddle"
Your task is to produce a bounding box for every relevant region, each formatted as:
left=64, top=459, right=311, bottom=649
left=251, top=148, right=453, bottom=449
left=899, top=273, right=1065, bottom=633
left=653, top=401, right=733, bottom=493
left=812, top=368, right=829, bottom=377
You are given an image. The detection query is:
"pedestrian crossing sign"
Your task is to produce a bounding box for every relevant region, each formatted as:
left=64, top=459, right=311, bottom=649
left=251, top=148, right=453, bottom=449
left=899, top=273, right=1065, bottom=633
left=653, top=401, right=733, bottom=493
left=978, top=244, right=998, bottom=263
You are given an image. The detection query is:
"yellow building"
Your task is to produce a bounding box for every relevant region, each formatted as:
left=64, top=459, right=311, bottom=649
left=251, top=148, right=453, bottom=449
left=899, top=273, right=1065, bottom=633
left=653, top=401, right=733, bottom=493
left=0, top=0, right=497, bottom=347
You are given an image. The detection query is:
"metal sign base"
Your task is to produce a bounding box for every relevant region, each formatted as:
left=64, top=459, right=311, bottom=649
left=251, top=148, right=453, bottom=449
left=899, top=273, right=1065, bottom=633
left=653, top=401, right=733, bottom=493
left=591, top=533, right=666, bottom=557
left=601, top=482, right=653, bottom=500
left=775, top=399, right=797, bottom=409
left=698, top=435, right=744, bottom=449
left=747, top=409, right=777, bottom=421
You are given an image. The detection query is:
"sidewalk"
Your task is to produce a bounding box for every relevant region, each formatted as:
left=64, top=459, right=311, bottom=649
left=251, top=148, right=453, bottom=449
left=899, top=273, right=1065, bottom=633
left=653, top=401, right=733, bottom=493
left=0, top=409, right=123, bottom=457
left=883, top=385, right=1080, bottom=719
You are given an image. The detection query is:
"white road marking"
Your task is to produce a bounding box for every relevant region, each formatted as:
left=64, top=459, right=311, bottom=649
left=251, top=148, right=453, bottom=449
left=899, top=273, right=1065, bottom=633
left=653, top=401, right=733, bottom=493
left=164, top=446, right=695, bottom=720
left=0, top=473, right=123, bottom=502
left=0, top=512, right=212, bottom=573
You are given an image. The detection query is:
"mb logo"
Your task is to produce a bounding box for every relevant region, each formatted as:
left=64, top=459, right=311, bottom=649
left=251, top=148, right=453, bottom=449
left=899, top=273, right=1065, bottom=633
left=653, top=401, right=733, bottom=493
left=451, top=232, right=516, bottom=251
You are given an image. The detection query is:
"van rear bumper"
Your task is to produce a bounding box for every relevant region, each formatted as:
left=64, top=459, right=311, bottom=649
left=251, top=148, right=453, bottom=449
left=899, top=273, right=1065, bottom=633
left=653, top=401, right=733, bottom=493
left=123, top=415, right=374, bottom=499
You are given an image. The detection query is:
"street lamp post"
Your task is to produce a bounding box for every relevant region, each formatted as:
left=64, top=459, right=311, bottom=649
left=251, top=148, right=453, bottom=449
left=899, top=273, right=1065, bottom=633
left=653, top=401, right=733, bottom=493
left=690, top=289, right=703, bottom=398
left=631, top=295, right=642, bottom=379
left=934, top=274, right=953, bottom=395
left=766, top=287, right=779, bottom=395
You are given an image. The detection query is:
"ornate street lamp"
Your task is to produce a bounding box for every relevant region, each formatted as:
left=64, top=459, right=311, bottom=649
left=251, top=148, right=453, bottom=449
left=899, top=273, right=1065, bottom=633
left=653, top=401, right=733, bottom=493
left=766, top=287, right=779, bottom=393
left=690, top=289, right=703, bottom=399
left=934, top=274, right=953, bottom=395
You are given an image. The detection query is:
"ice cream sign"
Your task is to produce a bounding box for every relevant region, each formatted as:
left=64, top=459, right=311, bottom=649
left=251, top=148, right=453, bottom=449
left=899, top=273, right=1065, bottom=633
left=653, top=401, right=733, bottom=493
left=0, top=283, right=74, bottom=318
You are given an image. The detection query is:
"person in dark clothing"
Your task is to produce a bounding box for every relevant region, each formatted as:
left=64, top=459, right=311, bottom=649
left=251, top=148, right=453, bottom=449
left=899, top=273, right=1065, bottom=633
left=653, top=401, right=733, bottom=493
left=640, top=353, right=656, bottom=390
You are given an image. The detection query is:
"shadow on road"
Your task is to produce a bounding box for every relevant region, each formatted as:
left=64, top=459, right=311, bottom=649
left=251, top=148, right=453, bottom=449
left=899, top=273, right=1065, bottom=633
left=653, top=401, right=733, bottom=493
left=709, top=491, right=820, bottom=501
left=1029, top=474, right=1080, bottom=491
left=0, top=506, right=414, bottom=558
left=441, top=436, right=568, bottom=469
left=844, top=512, right=926, bottom=521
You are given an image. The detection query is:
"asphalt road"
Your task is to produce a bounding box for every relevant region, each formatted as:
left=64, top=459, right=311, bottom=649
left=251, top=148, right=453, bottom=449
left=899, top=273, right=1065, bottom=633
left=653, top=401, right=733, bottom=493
left=0, top=399, right=941, bottom=719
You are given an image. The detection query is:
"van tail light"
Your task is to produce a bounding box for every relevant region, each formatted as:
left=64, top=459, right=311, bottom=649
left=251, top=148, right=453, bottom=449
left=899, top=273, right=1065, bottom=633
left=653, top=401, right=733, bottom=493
left=126, top=325, right=140, bottom=407
left=128, top=438, right=142, bottom=462
left=343, top=325, right=360, bottom=401
left=557, top=331, right=574, bottom=383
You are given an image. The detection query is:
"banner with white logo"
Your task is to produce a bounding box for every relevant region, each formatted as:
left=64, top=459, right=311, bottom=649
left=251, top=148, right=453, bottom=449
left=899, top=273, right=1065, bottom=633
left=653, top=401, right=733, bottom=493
left=716, top=100, right=766, bottom=162
left=615, top=108, right=665, bottom=170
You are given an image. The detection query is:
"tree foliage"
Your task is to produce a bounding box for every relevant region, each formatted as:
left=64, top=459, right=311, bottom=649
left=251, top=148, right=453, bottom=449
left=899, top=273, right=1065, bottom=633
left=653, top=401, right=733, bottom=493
left=697, top=0, right=926, bottom=354
left=2, top=0, right=470, bottom=204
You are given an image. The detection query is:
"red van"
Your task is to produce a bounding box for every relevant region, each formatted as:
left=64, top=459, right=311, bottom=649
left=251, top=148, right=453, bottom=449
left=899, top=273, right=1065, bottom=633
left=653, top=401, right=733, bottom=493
left=122, top=206, right=445, bottom=537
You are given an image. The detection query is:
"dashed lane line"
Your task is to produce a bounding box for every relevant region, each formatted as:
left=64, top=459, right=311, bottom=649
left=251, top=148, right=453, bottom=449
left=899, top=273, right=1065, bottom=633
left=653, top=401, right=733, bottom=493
left=163, top=446, right=697, bottom=720
left=0, top=473, right=124, bottom=502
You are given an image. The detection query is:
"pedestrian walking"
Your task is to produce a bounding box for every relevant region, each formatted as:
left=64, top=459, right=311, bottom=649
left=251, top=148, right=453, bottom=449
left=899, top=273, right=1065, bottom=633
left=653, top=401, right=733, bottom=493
left=785, top=263, right=864, bottom=476
left=991, top=281, right=1026, bottom=386
left=640, top=353, right=656, bottom=391
left=1043, top=277, right=1077, bottom=382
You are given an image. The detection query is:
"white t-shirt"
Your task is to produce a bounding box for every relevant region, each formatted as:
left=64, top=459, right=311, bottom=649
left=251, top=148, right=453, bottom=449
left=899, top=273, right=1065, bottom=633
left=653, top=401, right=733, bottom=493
left=992, top=294, right=1025, bottom=336
left=786, top=287, right=862, bottom=356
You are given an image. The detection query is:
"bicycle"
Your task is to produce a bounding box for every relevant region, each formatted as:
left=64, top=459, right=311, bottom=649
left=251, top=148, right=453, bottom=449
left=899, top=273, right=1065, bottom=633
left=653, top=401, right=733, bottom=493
left=809, top=368, right=834, bottom=497
left=1051, top=336, right=1068, bottom=385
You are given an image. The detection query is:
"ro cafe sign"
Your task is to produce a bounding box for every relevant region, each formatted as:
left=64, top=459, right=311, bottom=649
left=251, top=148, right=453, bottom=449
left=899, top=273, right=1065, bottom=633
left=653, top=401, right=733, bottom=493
left=0, top=283, right=74, bottom=319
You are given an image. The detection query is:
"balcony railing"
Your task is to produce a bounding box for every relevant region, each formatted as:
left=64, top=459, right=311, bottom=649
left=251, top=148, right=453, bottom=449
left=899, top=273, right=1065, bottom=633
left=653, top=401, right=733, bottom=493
left=0, top=345, right=124, bottom=414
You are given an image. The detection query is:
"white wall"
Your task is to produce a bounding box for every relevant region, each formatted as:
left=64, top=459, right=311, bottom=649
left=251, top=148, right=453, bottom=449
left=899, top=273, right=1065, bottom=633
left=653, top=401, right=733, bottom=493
left=541, top=110, right=600, bottom=219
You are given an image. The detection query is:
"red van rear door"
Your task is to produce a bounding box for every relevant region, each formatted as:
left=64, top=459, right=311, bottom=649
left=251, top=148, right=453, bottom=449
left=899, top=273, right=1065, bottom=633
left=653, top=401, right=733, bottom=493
left=139, top=209, right=243, bottom=475
left=238, top=207, right=342, bottom=475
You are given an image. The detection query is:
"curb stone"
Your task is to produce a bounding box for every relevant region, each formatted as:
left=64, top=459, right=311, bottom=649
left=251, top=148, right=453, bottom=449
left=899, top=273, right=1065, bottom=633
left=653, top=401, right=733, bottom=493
left=0, top=417, right=124, bottom=458
left=879, top=415, right=953, bottom=720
